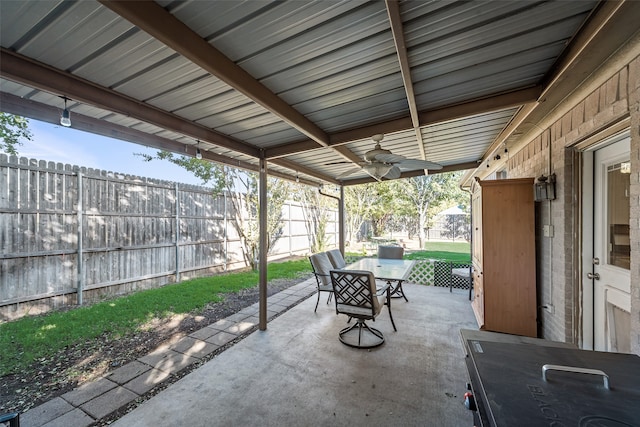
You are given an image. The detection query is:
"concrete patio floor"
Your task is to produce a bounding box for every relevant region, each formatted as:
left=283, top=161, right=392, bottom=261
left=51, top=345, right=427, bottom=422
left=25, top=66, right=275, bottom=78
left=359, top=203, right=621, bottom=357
left=109, top=282, right=478, bottom=427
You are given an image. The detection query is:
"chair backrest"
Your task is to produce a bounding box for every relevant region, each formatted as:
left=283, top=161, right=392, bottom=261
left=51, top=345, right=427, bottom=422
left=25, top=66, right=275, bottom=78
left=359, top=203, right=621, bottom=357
left=309, top=252, right=334, bottom=286
left=378, top=245, right=404, bottom=259
left=330, top=269, right=381, bottom=318
left=326, top=249, right=346, bottom=269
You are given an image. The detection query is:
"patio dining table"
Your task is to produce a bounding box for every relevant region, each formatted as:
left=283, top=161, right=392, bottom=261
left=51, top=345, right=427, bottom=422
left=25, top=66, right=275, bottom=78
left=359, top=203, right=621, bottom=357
left=346, top=258, right=415, bottom=300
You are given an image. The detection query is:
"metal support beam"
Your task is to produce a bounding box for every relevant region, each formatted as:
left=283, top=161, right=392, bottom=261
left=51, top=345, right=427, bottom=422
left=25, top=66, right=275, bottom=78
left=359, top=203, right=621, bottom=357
left=339, top=185, right=345, bottom=255
left=258, top=156, right=268, bottom=331
left=386, top=0, right=428, bottom=162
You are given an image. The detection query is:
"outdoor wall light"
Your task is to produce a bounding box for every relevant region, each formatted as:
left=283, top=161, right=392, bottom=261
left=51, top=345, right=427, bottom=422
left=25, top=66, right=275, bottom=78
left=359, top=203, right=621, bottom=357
left=534, top=173, right=556, bottom=201
left=60, top=96, right=71, bottom=127
left=195, top=140, right=202, bottom=159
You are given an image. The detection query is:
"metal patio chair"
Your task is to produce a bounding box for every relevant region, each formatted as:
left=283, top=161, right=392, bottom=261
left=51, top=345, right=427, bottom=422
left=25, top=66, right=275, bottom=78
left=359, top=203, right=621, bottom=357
left=309, top=252, right=335, bottom=312
left=330, top=269, right=396, bottom=348
left=326, top=248, right=346, bottom=269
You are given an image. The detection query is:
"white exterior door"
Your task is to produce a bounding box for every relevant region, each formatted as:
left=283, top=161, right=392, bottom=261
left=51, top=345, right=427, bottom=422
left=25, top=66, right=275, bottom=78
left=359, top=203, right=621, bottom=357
left=588, top=135, right=631, bottom=352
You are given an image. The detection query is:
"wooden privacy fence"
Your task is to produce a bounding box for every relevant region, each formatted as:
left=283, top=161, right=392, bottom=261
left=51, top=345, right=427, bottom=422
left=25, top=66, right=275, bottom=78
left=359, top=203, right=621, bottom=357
left=0, top=155, right=336, bottom=320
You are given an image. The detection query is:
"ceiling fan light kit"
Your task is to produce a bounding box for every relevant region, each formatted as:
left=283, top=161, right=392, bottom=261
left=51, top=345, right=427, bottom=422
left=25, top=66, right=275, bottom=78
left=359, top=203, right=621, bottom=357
left=363, top=162, right=393, bottom=181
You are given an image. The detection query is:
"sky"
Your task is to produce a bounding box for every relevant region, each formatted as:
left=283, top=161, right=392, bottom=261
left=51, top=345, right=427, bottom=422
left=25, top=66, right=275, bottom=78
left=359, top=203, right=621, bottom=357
left=7, top=119, right=207, bottom=186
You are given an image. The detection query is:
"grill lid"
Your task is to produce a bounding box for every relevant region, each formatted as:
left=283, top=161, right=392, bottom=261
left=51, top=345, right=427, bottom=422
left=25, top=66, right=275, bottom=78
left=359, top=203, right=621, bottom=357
left=467, top=340, right=640, bottom=426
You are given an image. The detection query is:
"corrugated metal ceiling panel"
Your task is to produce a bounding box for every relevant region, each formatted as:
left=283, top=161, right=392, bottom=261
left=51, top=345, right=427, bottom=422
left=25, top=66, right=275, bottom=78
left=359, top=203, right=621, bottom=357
left=0, top=79, right=32, bottom=98
left=404, top=1, right=598, bottom=109
left=313, top=95, right=410, bottom=133
left=0, top=1, right=64, bottom=48
left=420, top=109, right=519, bottom=162
left=208, top=1, right=384, bottom=72
left=20, top=4, right=129, bottom=72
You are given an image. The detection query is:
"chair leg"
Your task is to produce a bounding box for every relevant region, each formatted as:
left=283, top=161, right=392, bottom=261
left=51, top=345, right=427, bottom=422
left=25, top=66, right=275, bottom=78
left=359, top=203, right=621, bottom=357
left=326, top=292, right=333, bottom=304
left=449, top=261, right=453, bottom=293
left=314, top=290, right=321, bottom=312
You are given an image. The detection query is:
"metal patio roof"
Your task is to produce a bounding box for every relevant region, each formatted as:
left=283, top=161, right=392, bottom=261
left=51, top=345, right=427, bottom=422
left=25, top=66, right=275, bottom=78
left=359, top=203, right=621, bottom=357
left=1, top=0, right=637, bottom=186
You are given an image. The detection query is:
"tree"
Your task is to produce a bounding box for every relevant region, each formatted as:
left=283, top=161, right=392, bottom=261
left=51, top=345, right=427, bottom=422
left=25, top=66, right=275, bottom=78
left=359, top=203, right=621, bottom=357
left=385, top=180, right=417, bottom=237
left=137, top=151, right=226, bottom=193
left=139, top=151, right=288, bottom=269
left=224, top=168, right=288, bottom=269
left=343, top=184, right=371, bottom=243
left=291, top=185, right=332, bottom=253
left=401, top=172, right=467, bottom=248
left=442, top=212, right=471, bottom=241
left=0, top=113, right=32, bottom=155
left=343, top=182, right=396, bottom=242
left=365, top=182, right=396, bottom=236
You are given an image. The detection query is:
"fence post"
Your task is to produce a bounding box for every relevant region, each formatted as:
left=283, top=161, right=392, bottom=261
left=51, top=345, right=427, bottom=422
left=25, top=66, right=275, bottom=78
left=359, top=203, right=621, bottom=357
left=288, top=201, right=292, bottom=256
left=76, top=172, right=84, bottom=305
left=175, top=183, right=181, bottom=282
left=223, top=191, right=228, bottom=272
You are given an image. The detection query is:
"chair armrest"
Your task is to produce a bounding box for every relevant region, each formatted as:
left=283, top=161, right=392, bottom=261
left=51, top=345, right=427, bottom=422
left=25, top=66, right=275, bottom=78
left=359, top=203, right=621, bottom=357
left=313, top=271, right=329, bottom=278
left=375, top=283, right=391, bottom=295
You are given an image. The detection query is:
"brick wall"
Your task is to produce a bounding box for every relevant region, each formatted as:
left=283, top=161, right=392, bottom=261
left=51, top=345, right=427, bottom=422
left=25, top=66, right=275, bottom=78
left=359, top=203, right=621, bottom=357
left=506, top=54, right=640, bottom=349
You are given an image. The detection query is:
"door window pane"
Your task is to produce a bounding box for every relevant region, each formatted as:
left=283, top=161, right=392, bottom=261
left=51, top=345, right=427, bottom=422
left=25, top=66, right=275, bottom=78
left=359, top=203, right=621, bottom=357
left=607, top=162, right=630, bottom=269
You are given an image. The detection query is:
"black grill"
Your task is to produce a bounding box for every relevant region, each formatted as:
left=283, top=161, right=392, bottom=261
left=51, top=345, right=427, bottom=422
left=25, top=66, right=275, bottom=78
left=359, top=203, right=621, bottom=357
left=461, top=330, right=640, bottom=427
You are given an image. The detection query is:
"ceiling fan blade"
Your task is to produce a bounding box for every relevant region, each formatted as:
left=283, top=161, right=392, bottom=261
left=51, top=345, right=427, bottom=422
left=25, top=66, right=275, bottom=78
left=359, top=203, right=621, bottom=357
left=325, top=161, right=352, bottom=166
left=336, top=167, right=363, bottom=179
left=396, top=159, right=443, bottom=170
left=374, top=153, right=406, bottom=163
left=383, top=166, right=401, bottom=179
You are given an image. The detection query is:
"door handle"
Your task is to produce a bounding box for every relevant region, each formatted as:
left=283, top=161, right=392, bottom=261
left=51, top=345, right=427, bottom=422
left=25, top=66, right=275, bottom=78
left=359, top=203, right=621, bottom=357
left=587, top=272, right=600, bottom=280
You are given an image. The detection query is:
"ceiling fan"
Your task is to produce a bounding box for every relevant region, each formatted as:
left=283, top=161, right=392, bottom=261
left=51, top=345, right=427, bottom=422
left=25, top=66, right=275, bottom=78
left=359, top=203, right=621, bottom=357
left=334, top=134, right=442, bottom=181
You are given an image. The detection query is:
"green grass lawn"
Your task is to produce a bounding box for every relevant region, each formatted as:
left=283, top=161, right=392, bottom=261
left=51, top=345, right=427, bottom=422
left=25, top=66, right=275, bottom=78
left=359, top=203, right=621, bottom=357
left=405, top=241, right=471, bottom=263
left=0, top=259, right=312, bottom=376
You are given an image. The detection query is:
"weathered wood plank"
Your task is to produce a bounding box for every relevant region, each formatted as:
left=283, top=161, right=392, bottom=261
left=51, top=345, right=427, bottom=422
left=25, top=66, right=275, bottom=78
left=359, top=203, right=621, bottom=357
left=1, top=158, right=335, bottom=319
